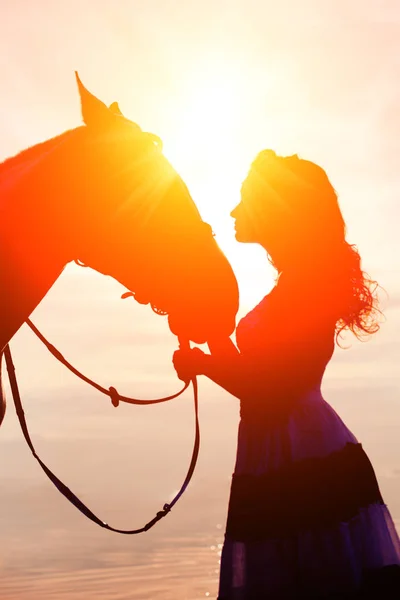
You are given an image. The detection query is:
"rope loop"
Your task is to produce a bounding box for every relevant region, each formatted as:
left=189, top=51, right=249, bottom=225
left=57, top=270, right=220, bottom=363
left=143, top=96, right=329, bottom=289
left=3, top=322, right=200, bottom=535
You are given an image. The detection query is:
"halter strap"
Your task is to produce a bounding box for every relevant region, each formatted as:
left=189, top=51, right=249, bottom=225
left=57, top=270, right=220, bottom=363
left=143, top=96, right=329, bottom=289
left=25, top=318, right=190, bottom=405
left=4, top=325, right=199, bottom=534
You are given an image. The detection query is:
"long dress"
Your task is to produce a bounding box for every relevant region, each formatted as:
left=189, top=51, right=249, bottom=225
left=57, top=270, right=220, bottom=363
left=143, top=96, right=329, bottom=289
left=217, top=283, right=400, bottom=599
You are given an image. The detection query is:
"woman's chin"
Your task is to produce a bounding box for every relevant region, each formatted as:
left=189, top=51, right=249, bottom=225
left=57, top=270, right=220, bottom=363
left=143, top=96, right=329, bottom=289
left=234, top=231, right=250, bottom=243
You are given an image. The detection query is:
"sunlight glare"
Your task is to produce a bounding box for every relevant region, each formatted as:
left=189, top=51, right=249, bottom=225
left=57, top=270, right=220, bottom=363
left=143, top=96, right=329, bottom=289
left=160, top=59, right=282, bottom=303
left=163, top=65, right=251, bottom=224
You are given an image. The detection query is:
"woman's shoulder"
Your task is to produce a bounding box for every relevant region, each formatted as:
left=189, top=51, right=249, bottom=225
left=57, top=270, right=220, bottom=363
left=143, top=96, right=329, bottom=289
left=273, top=271, right=340, bottom=318
left=238, top=287, right=277, bottom=327
left=235, top=287, right=280, bottom=349
left=240, top=276, right=334, bottom=319
left=236, top=275, right=338, bottom=350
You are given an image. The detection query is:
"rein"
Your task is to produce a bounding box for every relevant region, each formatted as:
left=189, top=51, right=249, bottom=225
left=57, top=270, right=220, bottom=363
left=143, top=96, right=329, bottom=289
left=4, top=321, right=199, bottom=534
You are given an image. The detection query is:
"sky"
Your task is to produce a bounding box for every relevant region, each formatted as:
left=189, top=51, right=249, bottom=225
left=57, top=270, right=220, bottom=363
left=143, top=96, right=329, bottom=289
left=1, top=0, right=400, bottom=299
left=0, top=1, right=399, bottom=599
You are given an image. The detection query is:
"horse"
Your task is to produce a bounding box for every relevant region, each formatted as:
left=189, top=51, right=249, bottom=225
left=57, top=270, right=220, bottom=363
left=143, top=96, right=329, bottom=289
left=0, top=73, right=239, bottom=427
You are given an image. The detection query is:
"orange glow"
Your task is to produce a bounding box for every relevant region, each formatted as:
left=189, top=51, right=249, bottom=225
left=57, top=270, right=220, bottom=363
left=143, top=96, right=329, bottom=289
left=1, top=4, right=399, bottom=600
left=162, top=64, right=249, bottom=221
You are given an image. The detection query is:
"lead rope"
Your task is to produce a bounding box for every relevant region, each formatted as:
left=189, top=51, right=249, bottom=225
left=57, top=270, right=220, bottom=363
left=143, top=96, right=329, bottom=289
left=4, top=335, right=199, bottom=534
left=25, top=319, right=190, bottom=406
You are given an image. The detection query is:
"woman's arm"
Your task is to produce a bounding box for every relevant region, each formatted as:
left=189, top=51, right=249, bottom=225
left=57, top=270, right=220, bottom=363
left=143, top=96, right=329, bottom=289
left=174, top=328, right=330, bottom=402
left=198, top=352, right=255, bottom=400
left=173, top=344, right=264, bottom=401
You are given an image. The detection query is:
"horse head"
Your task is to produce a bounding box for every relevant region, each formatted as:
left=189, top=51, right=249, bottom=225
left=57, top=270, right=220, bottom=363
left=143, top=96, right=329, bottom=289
left=71, top=74, right=239, bottom=345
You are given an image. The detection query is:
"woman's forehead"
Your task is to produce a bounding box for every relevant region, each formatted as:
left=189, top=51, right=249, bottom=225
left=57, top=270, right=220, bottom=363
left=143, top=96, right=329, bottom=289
left=240, top=169, right=277, bottom=199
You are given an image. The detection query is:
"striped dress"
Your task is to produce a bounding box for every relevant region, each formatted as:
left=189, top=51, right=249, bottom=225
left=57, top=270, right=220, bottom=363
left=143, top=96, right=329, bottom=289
left=218, top=286, right=400, bottom=599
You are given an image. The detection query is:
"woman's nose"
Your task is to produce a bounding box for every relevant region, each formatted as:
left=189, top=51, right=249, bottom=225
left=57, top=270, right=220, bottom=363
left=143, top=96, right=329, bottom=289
left=230, top=204, right=240, bottom=218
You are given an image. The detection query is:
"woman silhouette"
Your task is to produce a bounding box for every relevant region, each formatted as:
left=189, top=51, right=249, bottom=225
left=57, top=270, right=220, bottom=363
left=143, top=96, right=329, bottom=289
left=173, top=150, right=400, bottom=599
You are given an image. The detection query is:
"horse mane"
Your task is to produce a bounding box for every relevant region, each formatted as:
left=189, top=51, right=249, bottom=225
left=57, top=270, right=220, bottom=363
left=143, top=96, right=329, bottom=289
left=0, top=127, right=81, bottom=179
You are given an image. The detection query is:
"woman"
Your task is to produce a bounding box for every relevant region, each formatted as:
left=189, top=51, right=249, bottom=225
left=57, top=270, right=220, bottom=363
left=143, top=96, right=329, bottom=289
left=173, top=150, right=400, bottom=599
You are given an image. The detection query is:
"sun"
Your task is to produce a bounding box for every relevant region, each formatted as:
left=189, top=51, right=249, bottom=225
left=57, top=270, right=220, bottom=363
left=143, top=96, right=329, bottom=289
left=159, top=60, right=280, bottom=304
left=162, top=65, right=251, bottom=228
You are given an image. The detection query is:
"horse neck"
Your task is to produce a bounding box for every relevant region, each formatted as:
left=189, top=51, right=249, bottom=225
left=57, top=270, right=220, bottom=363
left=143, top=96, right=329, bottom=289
left=0, top=221, right=66, bottom=351
left=0, top=141, right=74, bottom=351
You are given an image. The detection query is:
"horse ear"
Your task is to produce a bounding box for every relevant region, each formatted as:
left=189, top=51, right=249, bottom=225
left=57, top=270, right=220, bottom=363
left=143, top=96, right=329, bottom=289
left=109, top=101, right=123, bottom=116
left=75, top=71, right=112, bottom=127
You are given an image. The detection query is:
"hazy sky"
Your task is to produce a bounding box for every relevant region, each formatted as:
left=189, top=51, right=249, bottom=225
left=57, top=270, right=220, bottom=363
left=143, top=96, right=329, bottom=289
left=1, top=0, right=399, bottom=301
left=1, top=2, right=399, bottom=598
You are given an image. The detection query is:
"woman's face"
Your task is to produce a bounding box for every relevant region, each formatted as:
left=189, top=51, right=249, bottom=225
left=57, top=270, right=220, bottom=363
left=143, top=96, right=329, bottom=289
left=231, top=170, right=292, bottom=248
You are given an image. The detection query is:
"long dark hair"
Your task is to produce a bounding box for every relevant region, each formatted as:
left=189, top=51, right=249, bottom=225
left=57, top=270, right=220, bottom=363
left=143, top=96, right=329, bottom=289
left=250, top=150, right=381, bottom=342
left=333, top=241, right=380, bottom=341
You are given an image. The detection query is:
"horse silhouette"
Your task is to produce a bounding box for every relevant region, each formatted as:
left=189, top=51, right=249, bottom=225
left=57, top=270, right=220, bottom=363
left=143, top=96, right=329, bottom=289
left=0, top=73, right=239, bottom=425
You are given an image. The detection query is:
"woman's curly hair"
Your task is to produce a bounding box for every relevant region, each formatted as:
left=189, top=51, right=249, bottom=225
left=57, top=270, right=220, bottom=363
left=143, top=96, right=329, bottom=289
left=333, top=241, right=381, bottom=342
left=249, top=150, right=381, bottom=342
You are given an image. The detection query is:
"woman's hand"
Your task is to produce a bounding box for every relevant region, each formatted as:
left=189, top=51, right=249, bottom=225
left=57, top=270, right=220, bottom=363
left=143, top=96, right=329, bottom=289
left=207, top=337, right=240, bottom=358
left=172, top=347, right=206, bottom=383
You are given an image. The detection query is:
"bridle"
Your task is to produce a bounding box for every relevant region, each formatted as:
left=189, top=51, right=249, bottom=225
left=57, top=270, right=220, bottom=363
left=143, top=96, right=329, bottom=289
left=4, top=313, right=199, bottom=535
